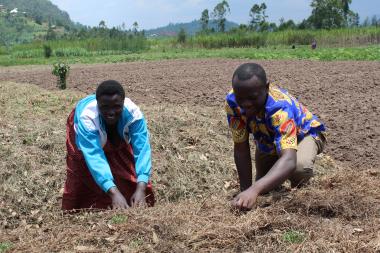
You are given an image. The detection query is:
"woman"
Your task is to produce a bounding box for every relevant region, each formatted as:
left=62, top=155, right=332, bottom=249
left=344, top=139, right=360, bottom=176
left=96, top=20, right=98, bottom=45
left=62, top=80, right=154, bottom=210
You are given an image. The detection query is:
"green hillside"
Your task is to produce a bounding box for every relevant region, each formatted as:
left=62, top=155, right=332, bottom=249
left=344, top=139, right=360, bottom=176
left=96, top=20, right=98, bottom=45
left=0, top=0, right=74, bottom=28
left=0, top=0, right=76, bottom=46
left=145, top=19, right=239, bottom=36
left=0, top=14, right=47, bottom=46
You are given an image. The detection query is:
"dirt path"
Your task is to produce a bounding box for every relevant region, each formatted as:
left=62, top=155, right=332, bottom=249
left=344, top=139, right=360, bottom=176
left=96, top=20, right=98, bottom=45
left=1, top=59, right=379, bottom=169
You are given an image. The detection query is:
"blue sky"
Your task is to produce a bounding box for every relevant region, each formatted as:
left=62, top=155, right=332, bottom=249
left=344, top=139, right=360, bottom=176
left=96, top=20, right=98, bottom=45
left=50, top=0, right=380, bottom=29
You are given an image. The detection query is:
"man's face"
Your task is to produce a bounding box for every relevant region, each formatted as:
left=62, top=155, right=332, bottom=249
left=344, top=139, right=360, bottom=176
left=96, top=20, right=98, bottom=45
left=98, top=94, right=124, bottom=126
left=232, top=75, right=268, bottom=117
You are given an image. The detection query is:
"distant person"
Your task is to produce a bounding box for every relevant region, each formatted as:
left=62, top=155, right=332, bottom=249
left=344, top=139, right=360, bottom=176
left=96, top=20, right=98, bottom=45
left=62, top=80, right=154, bottom=211
left=225, top=63, right=326, bottom=210
left=311, top=40, right=317, bottom=50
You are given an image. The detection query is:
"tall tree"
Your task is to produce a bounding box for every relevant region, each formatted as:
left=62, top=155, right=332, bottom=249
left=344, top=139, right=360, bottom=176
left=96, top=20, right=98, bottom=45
left=99, top=20, right=106, bottom=29
left=200, top=9, right=209, bottom=32
left=212, top=0, right=230, bottom=32
left=132, top=21, right=139, bottom=35
left=249, top=3, right=268, bottom=31
left=177, top=27, right=186, bottom=43
left=278, top=18, right=297, bottom=31
left=371, top=15, right=379, bottom=26
left=362, top=17, right=370, bottom=27
left=308, top=0, right=356, bottom=29
left=45, top=26, right=56, bottom=40
left=348, top=13, right=360, bottom=27
left=342, top=0, right=351, bottom=19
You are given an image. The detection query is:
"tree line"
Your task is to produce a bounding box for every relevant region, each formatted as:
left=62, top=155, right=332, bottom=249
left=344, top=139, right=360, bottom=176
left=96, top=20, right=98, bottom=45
left=198, top=0, right=378, bottom=34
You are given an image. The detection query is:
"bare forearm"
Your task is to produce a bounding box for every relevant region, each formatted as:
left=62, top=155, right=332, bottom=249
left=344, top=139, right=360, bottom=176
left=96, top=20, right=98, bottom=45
left=252, top=151, right=296, bottom=195
left=234, top=143, right=253, bottom=191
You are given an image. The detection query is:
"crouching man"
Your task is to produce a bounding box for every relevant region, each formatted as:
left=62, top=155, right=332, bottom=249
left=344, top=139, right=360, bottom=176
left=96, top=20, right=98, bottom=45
left=225, top=63, right=326, bottom=210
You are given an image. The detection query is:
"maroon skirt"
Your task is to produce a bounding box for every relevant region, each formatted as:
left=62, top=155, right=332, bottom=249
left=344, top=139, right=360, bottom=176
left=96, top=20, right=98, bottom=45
left=62, top=109, right=155, bottom=210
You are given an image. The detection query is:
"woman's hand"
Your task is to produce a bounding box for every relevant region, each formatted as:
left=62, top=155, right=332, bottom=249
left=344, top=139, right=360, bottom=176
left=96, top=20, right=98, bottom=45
left=107, top=187, right=129, bottom=209
left=130, top=182, right=147, bottom=208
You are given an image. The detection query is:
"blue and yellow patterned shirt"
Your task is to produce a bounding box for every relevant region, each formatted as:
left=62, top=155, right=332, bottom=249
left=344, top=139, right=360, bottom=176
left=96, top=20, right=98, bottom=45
left=225, top=84, right=326, bottom=155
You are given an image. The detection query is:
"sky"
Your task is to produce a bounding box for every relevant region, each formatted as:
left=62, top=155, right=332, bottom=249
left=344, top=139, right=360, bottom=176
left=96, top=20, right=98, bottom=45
left=50, top=0, right=380, bottom=30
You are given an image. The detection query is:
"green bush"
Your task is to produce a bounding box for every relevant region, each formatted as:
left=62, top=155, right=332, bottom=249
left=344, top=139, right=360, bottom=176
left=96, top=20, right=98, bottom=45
left=43, top=44, right=52, bottom=58
left=177, top=28, right=187, bottom=44
left=52, top=62, right=70, bottom=90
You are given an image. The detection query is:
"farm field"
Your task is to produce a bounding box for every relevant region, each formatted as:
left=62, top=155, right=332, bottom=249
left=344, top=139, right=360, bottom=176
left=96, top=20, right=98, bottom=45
left=0, top=59, right=379, bottom=252
left=1, top=45, right=380, bottom=66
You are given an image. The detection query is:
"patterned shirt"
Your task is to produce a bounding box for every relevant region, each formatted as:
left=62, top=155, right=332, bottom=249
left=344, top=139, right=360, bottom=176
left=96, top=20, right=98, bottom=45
left=225, top=84, right=326, bottom=155
left=74, top=94, right=152, bottom=192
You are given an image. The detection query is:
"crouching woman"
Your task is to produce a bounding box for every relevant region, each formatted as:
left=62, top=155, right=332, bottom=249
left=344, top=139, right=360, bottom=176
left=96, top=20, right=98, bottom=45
left=62, top=80, right=154, bottom=211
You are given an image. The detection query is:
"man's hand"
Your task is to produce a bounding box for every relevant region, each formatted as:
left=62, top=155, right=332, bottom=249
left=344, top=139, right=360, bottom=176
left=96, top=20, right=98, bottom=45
left=130, top=182, right=147, bottom=208
left=231, top=187, right=259, bottom=210
left=107, top=187, right=129, bottom=209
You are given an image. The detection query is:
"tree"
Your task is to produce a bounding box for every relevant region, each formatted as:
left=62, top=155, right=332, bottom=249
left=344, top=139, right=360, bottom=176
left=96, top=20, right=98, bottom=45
left=35, top=15, right=43, bottom=25
left=99, top=20, right=106, bottom=29
left=45, top=26, right=57, bottom=40
left=278, top=18, right=297, bottom=31
left=342, top=0, right=351, bottom=20
left=308, top=0, right=350, bottom=29
left=200, top=9, right=209, bottom=32
left=268, top=22, right=277, bottom=32
left=177, top=27, right=186, bottom=43
left=371, top=15, right=379, bottom=26
left=132, top=21, right=139, bottom=35
left=212, top=0, right=230, bottom=32
left=347, top=13, right=360, bottom=27
left=362, top=17, right=370, bottom=27
left=249, top=3, right=268, bottom=31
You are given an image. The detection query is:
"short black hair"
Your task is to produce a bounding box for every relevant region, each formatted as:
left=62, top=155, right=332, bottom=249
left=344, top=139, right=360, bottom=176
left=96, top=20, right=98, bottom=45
left=232, top=63, right=267, bottom=85
left=96, top=80, right=125, bottom=100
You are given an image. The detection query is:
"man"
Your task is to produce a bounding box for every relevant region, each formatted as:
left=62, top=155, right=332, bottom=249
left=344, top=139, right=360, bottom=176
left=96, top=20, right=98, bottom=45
left=225, top=63, right=326, bottom=210
left=62, top=80, right=154, bottom=210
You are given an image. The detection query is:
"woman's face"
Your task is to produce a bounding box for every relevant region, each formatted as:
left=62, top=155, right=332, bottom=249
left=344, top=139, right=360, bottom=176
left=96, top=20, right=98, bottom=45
left=97, top=94, right=124, bottom=126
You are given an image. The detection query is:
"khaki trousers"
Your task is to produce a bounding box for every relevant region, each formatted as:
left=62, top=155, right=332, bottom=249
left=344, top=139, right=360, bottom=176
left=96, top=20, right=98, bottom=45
left=255, top=134, right=326, bottom=187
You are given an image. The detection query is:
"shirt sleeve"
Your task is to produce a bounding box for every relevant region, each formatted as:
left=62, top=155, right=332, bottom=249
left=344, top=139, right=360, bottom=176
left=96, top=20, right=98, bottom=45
left=128, top=116, right=152, bottom=183
left=76, top=118, right=116, bottom=193
left=225, top=101, right=248, bottom=143
left=270, top=107, right=297, bottom=154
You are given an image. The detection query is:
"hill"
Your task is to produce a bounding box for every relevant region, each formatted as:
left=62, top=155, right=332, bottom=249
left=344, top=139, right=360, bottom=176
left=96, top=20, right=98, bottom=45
left=145, top=19, right=239, bottom=36
left=0, top=0, right=74, bottom=28
left=0, top=0, right=77, bottom=46
left=0, top=14, right=49, bottom=46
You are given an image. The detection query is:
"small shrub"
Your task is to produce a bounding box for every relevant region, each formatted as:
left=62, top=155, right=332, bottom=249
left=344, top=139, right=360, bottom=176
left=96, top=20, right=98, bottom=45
left=0, top=242, right=12, bottom=253
left=283, top=230, right=305, bottom=244
left=110, top=214, right=128, bottom=224
left=129, top=239, right=143, bottom=248
left=52, top=62, right=70, bottom=90
left=43, top=45, right=52, bottom=58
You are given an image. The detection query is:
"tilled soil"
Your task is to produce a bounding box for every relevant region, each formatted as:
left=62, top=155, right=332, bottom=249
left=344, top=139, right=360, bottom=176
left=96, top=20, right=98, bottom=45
left=1, top=59, right=379, bottom=169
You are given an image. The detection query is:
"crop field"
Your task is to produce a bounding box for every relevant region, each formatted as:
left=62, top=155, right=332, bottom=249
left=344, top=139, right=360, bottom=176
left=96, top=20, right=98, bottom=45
left=0, top=59, right=379, bottom=252
left=1, top=46, right=380, bottom=66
